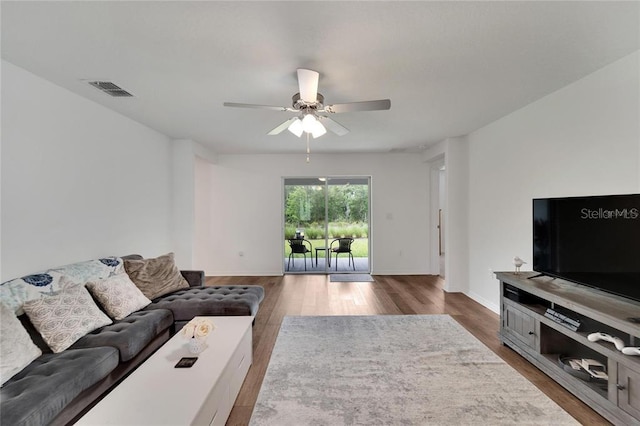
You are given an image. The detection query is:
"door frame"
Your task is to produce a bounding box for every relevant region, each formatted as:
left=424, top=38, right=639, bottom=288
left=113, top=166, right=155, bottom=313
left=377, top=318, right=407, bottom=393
left=429, top=157, right=445, bottom=277
left=281, top=176, right=372, bottom=275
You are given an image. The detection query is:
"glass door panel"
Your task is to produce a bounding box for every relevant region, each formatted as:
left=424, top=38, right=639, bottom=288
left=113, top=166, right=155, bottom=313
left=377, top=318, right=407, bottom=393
left=326, top=177, right=370, bottom=273
left=283, top=178, right=327, bottom=273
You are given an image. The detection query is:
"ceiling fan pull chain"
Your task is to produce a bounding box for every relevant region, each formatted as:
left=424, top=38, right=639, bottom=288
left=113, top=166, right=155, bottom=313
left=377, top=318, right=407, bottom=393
left=306, top=133, right=311, bottom=163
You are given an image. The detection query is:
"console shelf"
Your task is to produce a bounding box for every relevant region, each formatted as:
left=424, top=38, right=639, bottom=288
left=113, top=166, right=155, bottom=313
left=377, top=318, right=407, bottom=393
left=496, top=272, right=640, bottom=425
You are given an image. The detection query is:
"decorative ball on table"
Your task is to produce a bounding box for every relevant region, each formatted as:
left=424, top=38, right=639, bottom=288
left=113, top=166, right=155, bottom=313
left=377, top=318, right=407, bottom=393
left=513, top=256, right=527, bottom=274
left=182, top=318, right=215, bottom=354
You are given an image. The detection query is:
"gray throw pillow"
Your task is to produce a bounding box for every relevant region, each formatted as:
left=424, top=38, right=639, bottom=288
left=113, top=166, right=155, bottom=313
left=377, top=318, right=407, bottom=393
left=123, top=252, right=189, bottom=300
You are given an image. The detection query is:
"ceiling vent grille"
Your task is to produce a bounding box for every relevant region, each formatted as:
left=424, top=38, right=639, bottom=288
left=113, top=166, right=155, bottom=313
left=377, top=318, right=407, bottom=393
left=88, top=81, right=134, bottom=97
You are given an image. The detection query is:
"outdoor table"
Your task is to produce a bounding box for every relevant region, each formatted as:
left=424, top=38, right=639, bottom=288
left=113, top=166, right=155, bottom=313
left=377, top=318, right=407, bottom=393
left=315, top=247, right=329, bottom=266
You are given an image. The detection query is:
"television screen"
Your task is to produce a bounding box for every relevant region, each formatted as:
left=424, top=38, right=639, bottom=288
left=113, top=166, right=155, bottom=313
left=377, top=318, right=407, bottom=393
left=533, top=194, right=640, bottom=302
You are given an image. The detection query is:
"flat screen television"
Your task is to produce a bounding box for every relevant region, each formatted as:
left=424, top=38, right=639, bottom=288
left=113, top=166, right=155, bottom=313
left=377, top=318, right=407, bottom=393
left=532, top=194, right=640, bottom=302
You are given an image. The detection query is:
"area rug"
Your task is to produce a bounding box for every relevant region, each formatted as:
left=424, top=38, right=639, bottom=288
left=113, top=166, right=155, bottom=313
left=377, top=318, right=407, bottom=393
left=250, top=315, right=578, bottom=425
left=330, top=273, right=374, bottom=282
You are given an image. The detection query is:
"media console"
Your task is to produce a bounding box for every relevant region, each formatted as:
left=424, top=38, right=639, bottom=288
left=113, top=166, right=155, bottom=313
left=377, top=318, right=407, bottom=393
left=496, top=272, right=640, bottom=425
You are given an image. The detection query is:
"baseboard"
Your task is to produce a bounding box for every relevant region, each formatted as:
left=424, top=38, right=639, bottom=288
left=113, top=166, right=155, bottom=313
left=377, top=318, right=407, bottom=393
left=467, top=290, right=500, bottom=314
left=205, top=270, right=283, bottom=277
left=370, top=270, right=431, bottom=275
left=209, top=271, right=431, bottom=276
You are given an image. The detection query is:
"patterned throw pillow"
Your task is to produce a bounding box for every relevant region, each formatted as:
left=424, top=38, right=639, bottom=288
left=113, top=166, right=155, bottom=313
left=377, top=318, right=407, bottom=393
left=123, top=253, right=189, bottom=300
left=86, top=273, right=151, bottom=320
left=0, top=302, right=42, bottom=386
left=22, top=286, right=112, bottom=353
left=0, top=257, right=124, bottom=315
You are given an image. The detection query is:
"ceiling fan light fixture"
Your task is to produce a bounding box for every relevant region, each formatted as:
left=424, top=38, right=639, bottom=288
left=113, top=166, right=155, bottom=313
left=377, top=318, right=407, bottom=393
left=301, top=113, right=317, bottom=133
left=288, top=118, right=303, bottom=137
left=311, top=120, right=327, bottom=138
left=300, top=113, right=326, bottom=138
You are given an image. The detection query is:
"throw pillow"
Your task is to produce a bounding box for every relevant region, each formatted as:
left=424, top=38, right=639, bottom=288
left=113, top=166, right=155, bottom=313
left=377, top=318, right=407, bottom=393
left=0, top=302, right=42, bottom=386
left=0, top=257, right=125, bottom=315
left=86, top=273, right=151, bottom=320
left=22, top=286, right=112, bottom=353
left=123, top=253, right=189, bottom=300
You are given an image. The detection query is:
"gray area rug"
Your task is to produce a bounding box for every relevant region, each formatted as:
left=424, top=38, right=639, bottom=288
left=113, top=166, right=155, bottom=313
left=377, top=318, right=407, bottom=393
left=250, top=315, right=578, bottom=425
left=330, top=274, right=374, bottom=282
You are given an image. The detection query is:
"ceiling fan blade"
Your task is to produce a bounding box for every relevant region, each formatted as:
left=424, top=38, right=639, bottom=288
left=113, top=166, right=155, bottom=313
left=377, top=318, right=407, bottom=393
left=324, top=99, right=391, bottom=114
left=297, top=69, right=319, bottom=103
left=267, top=117, right=299, bottom=135
left=224, top=102, right=288, bottom=111
left=319, top=116, right=349, bottom=136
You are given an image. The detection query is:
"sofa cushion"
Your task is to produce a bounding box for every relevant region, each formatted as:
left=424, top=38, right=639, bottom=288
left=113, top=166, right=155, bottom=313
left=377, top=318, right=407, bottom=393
left=0, top=347, right=119, bottom=426
left=123, top=253, right=189, bottom=300
left=146, top=286, right=265, bottom=321
left=22, top=286, right=112, bottom=353
left=86, top=273, right=151, bottom=320
left=0, top=302, right=42, bottom=386
left=70, top=309, right=173, bottom=362
left=0, top=257, right=124, bottom=315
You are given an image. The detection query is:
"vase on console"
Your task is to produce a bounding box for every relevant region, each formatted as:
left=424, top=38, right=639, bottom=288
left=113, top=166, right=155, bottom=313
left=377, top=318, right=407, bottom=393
left=182, top=317, right=215, bottom=354
left=188, top=336, right=207, bottom=354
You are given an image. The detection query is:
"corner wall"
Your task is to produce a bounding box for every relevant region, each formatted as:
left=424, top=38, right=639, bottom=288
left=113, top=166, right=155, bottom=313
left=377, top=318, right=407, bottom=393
left=1, top=60, right=175, bottom=280
left=444, top=137, right=469, bottom=294
left=467, top=51, right=640, bottom=312
left=423, top=137, right=470, bottom=293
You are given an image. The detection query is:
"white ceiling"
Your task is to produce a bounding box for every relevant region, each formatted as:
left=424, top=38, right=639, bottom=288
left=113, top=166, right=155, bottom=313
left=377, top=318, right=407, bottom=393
left=2, top=1, right=639, bottom=154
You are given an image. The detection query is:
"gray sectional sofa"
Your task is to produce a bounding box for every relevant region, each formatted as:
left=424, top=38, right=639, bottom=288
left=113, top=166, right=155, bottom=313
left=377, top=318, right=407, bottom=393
left=0, top=255, right=264, bottom=426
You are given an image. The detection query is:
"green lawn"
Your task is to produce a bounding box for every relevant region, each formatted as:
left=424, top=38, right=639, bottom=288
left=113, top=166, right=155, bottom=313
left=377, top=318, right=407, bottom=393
left=284, top=238, right=368, bottom=257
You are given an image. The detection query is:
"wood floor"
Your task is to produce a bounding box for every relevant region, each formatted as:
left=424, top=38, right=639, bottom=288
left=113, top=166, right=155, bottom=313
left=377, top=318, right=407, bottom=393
left=205, top=274, right=610, bottom=426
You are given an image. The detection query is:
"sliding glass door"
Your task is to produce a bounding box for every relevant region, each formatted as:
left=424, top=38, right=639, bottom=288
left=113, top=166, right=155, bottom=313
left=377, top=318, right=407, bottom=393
left=283, top=177, right=370, bottom=274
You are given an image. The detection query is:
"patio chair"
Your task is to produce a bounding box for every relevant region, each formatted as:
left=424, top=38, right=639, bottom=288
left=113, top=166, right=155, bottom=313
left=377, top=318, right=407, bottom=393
left=287, top=238, right=313, bottom=271
left=330, top=238, right=355, bottom=270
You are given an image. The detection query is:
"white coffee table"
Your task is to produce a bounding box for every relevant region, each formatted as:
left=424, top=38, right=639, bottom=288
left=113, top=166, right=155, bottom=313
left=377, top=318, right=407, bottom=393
left=78, top=316, right=253, bottom=426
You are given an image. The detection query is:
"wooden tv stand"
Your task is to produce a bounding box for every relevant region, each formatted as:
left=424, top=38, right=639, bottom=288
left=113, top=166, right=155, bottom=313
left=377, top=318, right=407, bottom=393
left=496, top=272, right=640, bottom=425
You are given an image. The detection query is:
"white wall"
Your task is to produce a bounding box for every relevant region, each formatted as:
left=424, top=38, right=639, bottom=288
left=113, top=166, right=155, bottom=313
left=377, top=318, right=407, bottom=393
left=467, top=51, right=640, bottom=312
left=192, top=153, right=430, bottom=276
left=193, top=155, right=215, bottom=270
left=1, top=60, right=175, bottom=280
left=172, top=139, right=217, bottom=269
left=444, top=137, right=469, bottom=294
left=172, top=140, right=196, bottom=269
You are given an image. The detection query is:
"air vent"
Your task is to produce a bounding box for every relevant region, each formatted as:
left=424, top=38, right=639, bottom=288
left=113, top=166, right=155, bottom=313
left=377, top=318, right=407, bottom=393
left=88, top=81, right=134, bottom=97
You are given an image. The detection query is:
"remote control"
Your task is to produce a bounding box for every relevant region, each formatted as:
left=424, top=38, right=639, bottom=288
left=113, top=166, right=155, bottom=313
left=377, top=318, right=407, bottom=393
left=621, top=347, right=640, bottom=356
left=587, top=332, right=625, bottom=351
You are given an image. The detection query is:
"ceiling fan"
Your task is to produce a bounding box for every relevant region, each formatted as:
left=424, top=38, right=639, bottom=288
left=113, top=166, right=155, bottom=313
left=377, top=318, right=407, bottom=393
left=223, top=69, right=391, bottom=139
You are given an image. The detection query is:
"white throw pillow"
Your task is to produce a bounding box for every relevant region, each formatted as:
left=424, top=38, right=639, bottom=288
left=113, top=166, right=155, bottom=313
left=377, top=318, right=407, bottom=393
left=0, top=302, right=42, bottom=386
left=22, top=286, right=112, bottom=353
left=86, top=273, right=151, bottom=320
